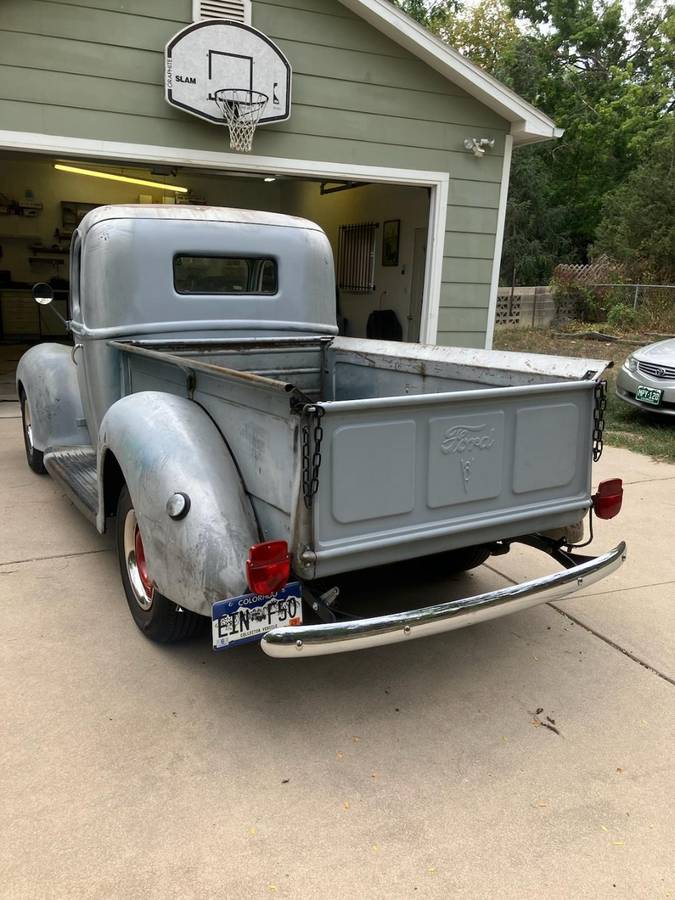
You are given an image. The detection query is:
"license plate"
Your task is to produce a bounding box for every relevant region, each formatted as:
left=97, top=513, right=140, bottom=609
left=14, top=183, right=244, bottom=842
left=211, top=582, right=303, bottom=650
left=635, top=385, right=663, bottom=406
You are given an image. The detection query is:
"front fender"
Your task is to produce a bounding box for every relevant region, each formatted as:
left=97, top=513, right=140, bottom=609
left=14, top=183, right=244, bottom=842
left=98, top=392, right=259, bottom=616
left=16, top=344, right=89, bottom=451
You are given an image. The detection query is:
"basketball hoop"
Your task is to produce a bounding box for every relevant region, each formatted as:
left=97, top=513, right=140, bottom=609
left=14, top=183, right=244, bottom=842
left=214, top=88, right=268, bottom=152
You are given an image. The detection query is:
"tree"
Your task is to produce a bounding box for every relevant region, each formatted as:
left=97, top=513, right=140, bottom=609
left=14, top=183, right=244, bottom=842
left=427, top=0, right=520, bottom=75
left=393, top=0, right=518, bottom=73
left=500, top=147, right=574, bottom=287
left=391, top=0, right=674, bottom=282
left=505, top=0, right=675, bottom=260
left=592, top=123, right=675, bottom=281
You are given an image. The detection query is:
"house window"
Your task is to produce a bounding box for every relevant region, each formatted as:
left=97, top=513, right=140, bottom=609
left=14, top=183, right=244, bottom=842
left=336, top=222, right=378, bottom=294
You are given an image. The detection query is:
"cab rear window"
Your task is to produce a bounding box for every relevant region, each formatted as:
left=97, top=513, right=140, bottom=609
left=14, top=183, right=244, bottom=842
left=173, top=255, right=277, bottom=295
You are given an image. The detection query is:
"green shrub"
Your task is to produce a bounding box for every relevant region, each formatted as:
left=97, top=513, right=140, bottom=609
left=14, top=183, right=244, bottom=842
left=606, top=303, right=638, bottom=331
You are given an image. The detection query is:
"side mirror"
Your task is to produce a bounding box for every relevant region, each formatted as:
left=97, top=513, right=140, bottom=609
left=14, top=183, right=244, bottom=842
left=32, top=282, right=54, bottom=305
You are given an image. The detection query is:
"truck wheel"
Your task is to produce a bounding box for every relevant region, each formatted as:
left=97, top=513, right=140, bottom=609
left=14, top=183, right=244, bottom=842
left=19, top=388, right=46, bottom=474
left=428, top=545, right=492, bottom=575
left=116, top=485, right=201, bottom=643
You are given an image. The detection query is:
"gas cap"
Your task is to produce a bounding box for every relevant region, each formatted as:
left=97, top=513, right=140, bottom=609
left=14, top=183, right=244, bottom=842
left=166, top=492, right=190, bottom=520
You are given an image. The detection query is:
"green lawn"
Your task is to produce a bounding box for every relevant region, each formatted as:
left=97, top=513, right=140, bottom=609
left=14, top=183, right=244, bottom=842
left=493, top=328, right=675, bottom=463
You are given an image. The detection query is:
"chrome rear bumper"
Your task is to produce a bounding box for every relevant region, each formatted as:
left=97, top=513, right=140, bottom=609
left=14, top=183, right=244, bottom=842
left=261, top=542, right=627, bottom=658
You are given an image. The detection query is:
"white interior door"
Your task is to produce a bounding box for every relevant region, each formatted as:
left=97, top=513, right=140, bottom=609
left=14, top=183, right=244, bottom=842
left=407, top=227, right=427, bottom=342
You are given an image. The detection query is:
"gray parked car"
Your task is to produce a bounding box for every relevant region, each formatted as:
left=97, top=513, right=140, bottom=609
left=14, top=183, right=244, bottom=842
left=616, top=338, right=675, bottom=417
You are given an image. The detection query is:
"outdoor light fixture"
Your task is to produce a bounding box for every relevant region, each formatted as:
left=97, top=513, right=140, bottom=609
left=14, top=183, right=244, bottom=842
left=53, top=163, right=188, bottom=193
left=264, top=176, right=277, bottom=183
left=463, top=137, right=495, bottom=158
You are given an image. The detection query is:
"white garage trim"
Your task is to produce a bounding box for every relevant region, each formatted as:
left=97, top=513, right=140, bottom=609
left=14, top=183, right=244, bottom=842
left=0, top=129, right=448, bottom=344
left=421, top=174, right=448, bottom=344
left=484, top=133, right=513, bottom=350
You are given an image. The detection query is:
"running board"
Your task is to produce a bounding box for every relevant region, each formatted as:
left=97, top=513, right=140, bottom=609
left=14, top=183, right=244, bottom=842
left=44, top=446, right=98, bottom=524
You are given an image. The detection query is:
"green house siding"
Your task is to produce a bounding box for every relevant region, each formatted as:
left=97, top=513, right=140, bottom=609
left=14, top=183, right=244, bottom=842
left=0, top=0, right=510, bottom=347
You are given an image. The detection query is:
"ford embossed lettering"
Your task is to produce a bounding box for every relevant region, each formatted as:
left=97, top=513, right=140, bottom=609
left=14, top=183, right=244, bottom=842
left=441, top=423, right=496, bottom=492
left=440, top=424, right=496, bottom=454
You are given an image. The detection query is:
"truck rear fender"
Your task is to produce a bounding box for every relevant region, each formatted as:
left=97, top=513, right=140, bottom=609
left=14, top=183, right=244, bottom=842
left=98, top=391, right=259, bottom=616
left=16, top=344, right=89, bottom=451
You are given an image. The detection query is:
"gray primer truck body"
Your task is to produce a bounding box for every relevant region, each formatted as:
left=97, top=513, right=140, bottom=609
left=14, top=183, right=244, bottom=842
left=17, top=206, right=626, bottom=656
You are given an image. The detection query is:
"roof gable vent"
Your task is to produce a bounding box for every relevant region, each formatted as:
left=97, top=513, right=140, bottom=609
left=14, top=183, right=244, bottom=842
left=192, top=0, right=251, bottom=25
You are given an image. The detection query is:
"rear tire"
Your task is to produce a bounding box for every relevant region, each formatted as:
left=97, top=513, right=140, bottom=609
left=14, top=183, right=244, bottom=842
left=19, top=388, right=46, bottom=474
left=115, top=485, right=201, bottom=643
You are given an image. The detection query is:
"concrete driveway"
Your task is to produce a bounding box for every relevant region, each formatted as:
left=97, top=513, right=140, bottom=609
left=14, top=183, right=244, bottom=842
left=1, top=346, right=673, bottom=899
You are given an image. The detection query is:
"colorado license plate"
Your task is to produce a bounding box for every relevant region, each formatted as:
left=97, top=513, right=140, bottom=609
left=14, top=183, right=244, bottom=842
left=635, top=385, right=663, bottom=406
left=211, top=582, right=303, bottom=650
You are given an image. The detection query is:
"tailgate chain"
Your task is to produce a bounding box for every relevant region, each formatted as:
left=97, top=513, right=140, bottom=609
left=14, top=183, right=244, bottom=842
left=302, top=405, right=325, bottom=508
left=592, top=380, right=607, bottom=462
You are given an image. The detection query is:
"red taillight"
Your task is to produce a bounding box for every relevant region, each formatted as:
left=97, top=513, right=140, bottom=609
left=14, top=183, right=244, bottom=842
left=246, top=540, right=291, bottom=595
left=592, top=478, right=623, bottom=520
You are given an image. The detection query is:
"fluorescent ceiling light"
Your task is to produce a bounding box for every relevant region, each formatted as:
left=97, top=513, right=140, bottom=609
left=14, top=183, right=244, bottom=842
left=53, top=163, right=188, bottom=193
left=264, top=176, right=276, bottom=183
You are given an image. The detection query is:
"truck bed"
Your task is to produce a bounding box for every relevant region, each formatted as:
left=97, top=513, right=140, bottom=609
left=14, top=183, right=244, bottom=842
left=116, top=336, right=609, bottom=579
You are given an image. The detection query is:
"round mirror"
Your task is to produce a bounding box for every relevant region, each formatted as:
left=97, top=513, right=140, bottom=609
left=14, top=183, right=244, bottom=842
left=32, top=282, right=54, bottom=306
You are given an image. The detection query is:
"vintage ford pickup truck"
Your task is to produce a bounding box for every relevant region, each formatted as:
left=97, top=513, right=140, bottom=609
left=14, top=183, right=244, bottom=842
left=18, top=205, right=626, bottom=657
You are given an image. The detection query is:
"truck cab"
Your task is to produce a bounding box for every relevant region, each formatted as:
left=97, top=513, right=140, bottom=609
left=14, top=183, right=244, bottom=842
left=67, top=205, right=337, bottom=443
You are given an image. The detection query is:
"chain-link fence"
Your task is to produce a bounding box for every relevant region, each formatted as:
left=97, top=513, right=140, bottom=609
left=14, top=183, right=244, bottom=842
left=551, top=258, right=675, bottom=331
left=575, top=283, right=674, bottom=309
left=553, top=282, right=675, bottom=331
left=495, top=282, right=675, bottom=331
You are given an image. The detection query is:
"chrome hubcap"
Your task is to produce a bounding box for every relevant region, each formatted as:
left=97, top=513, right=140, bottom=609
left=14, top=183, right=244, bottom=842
left=24, top=400, right=34, bottom=451
left=123, top=509, right=154, bottom=610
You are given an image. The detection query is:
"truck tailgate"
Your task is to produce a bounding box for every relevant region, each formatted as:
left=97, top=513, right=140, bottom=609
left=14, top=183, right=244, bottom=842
left=309, top=380, right=596, bottom=576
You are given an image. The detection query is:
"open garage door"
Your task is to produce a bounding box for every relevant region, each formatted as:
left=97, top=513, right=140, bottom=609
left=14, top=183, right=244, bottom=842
left=0, top=150, right=438, bottom=346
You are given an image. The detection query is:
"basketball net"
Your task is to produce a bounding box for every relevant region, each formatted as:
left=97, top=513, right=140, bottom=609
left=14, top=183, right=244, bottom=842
left=214, top=89, right=268, bottom=153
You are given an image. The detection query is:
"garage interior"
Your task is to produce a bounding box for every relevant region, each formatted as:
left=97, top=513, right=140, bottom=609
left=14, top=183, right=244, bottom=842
left=0, top=152, right=431, bottom=343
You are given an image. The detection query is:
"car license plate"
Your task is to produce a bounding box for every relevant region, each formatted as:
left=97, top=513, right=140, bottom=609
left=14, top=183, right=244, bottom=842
left=635, top=385, right=663, bottom=406
left=211, top=582, right=303, bottom=650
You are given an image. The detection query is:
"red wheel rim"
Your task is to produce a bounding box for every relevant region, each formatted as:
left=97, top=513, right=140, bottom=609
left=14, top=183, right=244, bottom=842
left=134, top=525, right=154, bottom=597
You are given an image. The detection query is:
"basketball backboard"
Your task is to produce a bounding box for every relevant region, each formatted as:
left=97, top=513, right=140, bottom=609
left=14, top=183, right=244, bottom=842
left=165, top=20, right=291, bottom=126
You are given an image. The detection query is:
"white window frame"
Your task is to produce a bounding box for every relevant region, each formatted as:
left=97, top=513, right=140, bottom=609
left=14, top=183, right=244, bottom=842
left=0, top=129, right=449, bottom=343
